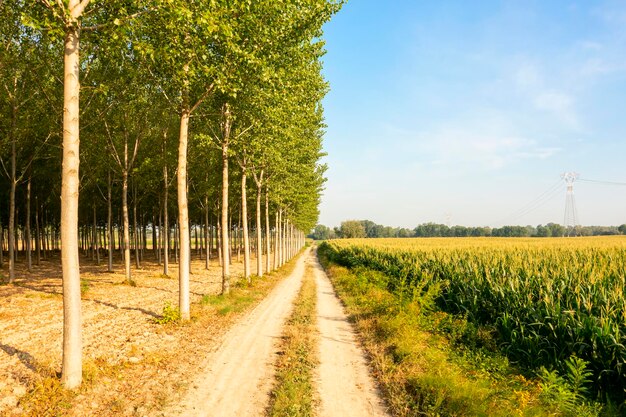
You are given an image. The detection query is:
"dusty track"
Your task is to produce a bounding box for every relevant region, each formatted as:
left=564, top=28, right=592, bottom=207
left=165, top=247, right=310, bottom=417
left=312, top=251, right=389, bottom=417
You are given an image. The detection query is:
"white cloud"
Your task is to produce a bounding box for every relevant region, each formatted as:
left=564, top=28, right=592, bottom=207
left=394, top=123, right=562, bottom=172
left=533, top=91, right=578, bottom=127
left=513, top=63, right=542, bottom=89
left=509, top=60, right=580, bottom=128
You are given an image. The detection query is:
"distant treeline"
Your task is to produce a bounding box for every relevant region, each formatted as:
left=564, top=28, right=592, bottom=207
left=310, top=220, right=626, bottom=240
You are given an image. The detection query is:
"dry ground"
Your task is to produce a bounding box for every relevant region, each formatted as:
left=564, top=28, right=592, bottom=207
left=0, top=250, right=255, bottom=416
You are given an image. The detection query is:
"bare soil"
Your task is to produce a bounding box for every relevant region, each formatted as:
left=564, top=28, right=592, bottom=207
left=0, top=251, right=247, bottom=416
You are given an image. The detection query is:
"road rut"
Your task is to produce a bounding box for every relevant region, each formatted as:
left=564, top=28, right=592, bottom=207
left=312, top=251, right=389, bottom=417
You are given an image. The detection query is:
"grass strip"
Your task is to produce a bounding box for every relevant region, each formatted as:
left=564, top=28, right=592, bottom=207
left=267, top=264, right=318, bottom=417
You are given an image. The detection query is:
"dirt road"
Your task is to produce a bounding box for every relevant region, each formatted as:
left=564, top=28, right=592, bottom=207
left=166, top=247, right=388, bottom=417
left=312, top=252, right=389, bottom=417
left=165, top=248, right=310, bottom=417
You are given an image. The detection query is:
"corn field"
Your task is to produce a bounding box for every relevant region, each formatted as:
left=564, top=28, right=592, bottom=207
left=321, top=237, right=626, bottom=398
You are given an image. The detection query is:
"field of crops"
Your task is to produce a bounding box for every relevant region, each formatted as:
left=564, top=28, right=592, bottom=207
left=321, top=237, right=626, bottom=399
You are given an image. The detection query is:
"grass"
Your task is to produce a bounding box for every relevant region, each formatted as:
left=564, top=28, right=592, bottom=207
left=18, top=357, right=123, bottom=417
left=200, top=275, right=265, bottom=316
left=80, top=279, right=90, bottom=294
left=267, top=264, right=318, bottom=417
left=317, top=245, right=569, bottom=417
left=154, top=301, right=182, bottom=324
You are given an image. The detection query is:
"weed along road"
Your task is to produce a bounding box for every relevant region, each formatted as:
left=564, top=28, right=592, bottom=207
left=312, top=250, right=389, bottom=417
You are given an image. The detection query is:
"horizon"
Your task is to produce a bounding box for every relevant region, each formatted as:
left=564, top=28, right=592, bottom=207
left=316, top=218, right=626, bottom=232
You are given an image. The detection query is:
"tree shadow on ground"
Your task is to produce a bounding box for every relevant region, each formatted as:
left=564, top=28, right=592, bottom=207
left=15, top=284, right=161, bottom=319
left=0, top=342, right=38, bottom=372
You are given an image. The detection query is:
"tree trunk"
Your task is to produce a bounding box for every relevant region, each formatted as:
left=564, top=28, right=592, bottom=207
left=274, top=211, right=278, bottom=270
left=217, top=215, right=223, bottom=267
left=35, top=198, right=40, bottom=266
left=220, top=103, right=231, bottom=294
left=163, top=159, right=169, bottom=276
left=26, top=176, right=32, bottom=272
left=174, top=222, right=178, bottom=263
left=118, top=211, right=123, bottom=258
left=157, top=208, right=162, bottom=266
left=204, top=196, right=209, bottom=270
left=133, top=184, right=140, bottom=269
left=61, top=18, right=83, bottom=390
left=8, top=125, right=16, bottom=283
left=122, top=169, right=131, bottom=282
left=93, top=203, right=99, bottom=265
left=177, top=108, right=191, bottom=320
left=265, top=186, right=271, bottom=272
left=255, top=173, right=263, bottom=277
left=152, top=214, right=157, bottom=260
left=107, top=171, right=113, bottom=272
left=210, top=218, right=214, bottom=261
left=236, top=208, right=241, bottom=263
left=42, top=210, right=47, bottom=259
left=241, top=169, right=250, bottom=281
left=278, top=210, right=285, bottom=267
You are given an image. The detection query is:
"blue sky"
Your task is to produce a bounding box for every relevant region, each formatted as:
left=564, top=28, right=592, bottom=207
left=318, top=0, right=626, bottom=228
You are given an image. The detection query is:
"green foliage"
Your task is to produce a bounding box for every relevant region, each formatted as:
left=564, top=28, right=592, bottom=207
left=339, top=220, right=366, bottom=238
left=155, top=302, right=181, bottom=324
left=80, top=279, right=90, bottom=294
left=201, top=292, right=255, bottom=316
left=538, top=356, right=603, bottom=416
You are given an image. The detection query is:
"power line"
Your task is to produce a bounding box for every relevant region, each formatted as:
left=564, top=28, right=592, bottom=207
left=494, top=175, right=623, bottom=227
left=494, top=179, right=564, bottom=225
left=579, top=178, right=626, bottom=186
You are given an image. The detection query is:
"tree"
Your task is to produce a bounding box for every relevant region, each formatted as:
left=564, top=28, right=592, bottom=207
left=310, top=224, right=333, bottom=240
left=340, top=220, right=366, bottom=238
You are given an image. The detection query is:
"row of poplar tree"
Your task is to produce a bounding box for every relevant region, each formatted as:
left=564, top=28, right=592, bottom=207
left=1, top=0, right=341, bottom=388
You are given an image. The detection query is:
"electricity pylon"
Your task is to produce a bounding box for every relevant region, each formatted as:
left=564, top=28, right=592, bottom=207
left=561, top=172, right=580, bottom=236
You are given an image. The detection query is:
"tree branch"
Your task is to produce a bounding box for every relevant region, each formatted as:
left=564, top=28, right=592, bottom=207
left=189, top=83, right=215, bottom=114
left=104, top=120, right=123, bottom=168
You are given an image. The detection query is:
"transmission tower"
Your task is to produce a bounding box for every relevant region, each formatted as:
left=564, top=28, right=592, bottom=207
left=561, top=172, right=580, bottom=236
left=444, top=212, right=452, bottom=227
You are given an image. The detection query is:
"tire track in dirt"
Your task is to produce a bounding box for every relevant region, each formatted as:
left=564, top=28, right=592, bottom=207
left=312, top=250, right=389, bottom=417
left=165, top=248, right=310, bottom=417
